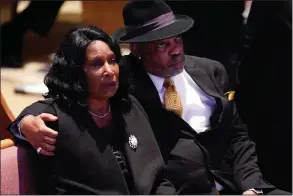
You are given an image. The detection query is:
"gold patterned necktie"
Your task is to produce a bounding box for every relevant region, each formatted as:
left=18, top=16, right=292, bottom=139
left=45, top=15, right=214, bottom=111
left=163, top=78, right=183, bottom=117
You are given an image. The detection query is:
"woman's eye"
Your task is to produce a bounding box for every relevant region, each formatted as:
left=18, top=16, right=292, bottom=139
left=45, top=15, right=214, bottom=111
left=92, top=59, right=103, bottom=67
left=109, top=58, right=117, bottom=64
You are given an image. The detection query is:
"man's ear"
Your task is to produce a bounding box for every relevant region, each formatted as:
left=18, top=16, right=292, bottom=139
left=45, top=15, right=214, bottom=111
left=129, top=44, right=138, bottom=55
left=130, top=43, right=143, bottom=59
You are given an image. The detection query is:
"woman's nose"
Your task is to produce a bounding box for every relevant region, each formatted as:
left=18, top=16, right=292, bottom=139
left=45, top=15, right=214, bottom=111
left=103, top=62, right=114, bottom=77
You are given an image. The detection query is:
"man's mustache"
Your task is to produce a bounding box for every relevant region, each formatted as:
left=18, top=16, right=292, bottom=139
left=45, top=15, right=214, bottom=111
left=170, top=54, right=185, bottom=65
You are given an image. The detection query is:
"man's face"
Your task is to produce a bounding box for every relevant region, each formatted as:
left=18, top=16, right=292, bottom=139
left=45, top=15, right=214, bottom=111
left=140, top=36, right=185, bottom=78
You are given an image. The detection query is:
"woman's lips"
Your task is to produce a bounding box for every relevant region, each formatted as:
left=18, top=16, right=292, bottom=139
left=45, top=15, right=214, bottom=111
left=101, top=81, right=117, bottom=89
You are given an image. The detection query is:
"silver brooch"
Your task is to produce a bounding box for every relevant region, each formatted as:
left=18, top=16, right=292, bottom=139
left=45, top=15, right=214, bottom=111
left=128, top=135, right=138, bottom=150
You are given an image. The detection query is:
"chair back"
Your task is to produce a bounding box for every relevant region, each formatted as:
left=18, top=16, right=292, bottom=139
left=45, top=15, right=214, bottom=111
left=1, top=144, right=37, bottom=194
left=0, top=93, right=15, bottom=140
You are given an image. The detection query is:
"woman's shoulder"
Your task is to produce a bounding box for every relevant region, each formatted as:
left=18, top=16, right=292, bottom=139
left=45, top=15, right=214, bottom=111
left=35, top=98, right=56, bottom=105
left=20, top=98, right=57, bottom=115
left=34, top=98, right=62, bottom=112
left=25, top=98, right=75, bottom=118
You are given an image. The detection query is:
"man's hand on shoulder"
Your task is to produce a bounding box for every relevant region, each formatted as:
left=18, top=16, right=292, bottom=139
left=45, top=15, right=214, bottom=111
left=19, top=113, right=58, bottom=156
left=243, top=189, right=263, bottom=195
left=243, top=190, right=257, bottom=195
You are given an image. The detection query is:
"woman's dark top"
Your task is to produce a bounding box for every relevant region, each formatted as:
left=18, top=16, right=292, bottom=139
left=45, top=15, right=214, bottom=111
left=97, top=121, right=134, bottom=191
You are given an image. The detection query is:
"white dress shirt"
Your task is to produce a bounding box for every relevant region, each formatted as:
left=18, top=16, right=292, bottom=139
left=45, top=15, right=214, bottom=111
left=148, top=69, right=216, bottom=133
left=147, top=70, right=224, bottom=191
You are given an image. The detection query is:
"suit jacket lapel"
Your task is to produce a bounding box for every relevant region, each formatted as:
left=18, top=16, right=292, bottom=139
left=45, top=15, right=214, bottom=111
left=184, top=56, right=222, bottom=99
left=184, top=56, right=227, bottom=130
left=121, top=100, right=165, bottom=194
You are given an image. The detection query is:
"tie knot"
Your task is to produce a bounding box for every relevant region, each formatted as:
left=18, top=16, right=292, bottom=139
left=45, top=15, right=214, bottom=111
left=163, top=78, right=174, bottom=88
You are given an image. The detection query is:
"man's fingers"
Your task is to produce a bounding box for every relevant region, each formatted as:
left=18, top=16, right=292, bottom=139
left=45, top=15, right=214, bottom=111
left=39, top=113, right=58, bottom=122
left=39, top=148, right=55, bottom=156
left=32, top=144, right=54, bottom=156
left=40, top=126, right=58, bottom=138
left=43, top=136, right=56, bottom=145
left=40, top=142, right=56, bottom=152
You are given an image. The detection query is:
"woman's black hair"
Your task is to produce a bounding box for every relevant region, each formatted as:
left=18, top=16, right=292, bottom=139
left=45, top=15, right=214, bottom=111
left=44, top=25, right=129, bottom=109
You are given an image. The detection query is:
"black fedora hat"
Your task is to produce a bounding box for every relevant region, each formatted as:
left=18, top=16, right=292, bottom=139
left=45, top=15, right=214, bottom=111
left=112, top=0, right=194, bottom=43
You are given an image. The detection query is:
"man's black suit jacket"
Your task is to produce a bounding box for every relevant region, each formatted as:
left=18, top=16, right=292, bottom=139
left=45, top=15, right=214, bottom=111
left=122, top=54, right=276, bottom=194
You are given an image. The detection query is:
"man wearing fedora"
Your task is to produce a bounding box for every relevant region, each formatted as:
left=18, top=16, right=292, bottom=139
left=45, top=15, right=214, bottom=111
left=8, top=0, right=290, bottom=195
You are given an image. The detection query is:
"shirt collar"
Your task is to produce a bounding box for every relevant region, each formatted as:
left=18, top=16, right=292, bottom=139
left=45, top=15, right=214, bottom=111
left=147, top=71, right=184, bottom=93
left=147, top=72, right=165, bottom=93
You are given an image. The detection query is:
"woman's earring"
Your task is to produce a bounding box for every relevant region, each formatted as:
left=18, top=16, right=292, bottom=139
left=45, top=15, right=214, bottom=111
left=137, top=56, right=142, bottom=60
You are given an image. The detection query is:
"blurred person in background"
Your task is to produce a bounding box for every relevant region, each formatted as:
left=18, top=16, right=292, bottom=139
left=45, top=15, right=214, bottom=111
left=1, top=1, right=64, bottom=67
left=166, top=0, right=245, bottom=89
left=237, top=0, right=292, bottom=192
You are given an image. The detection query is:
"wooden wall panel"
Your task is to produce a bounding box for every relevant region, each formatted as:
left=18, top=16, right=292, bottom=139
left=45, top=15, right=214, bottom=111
left=82, top=1, right=128, bottom=34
